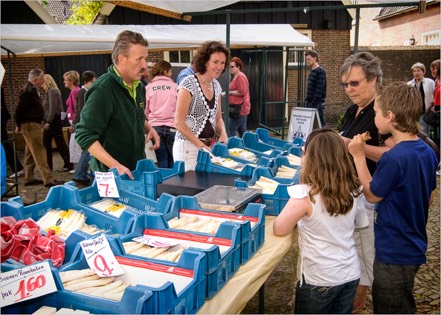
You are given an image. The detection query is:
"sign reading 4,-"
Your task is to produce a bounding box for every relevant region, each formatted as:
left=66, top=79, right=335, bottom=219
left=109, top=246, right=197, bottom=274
left=0, top=261, right=57, bottom=308
left=95, top=172, right=120, bottom=198
left=79, top=234, right=125, bottom=277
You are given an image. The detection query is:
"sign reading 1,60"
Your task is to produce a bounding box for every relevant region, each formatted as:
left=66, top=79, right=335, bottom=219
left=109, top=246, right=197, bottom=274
left=14, top=275, right=46, bottom=302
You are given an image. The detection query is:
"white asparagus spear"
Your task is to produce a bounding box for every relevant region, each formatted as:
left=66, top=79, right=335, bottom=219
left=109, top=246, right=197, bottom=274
left=63, top=274, right=100, bottom=287
left=64, top=277, right=115, bottom=291
left=91, top=280, right=124, bottom=295
left=103, top=291, right=124, bottom=301
left=59, top=269, right=96, bottom=283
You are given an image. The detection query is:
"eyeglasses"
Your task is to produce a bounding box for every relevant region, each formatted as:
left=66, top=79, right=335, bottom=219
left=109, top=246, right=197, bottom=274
left=340, top=77, right=367, bottom=89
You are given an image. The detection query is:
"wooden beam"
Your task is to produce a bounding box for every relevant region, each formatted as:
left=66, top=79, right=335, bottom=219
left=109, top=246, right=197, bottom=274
left=107, top=1, right=192, bottom=22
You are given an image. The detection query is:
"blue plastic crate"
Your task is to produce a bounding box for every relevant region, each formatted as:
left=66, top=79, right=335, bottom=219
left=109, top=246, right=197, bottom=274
left=195, top=149, right=256, bottom=177
left=1, top=200, right=25, bottom=220
left=255, top=128, right=304, bottom=150
left=110, top=213, right=241, bottom=299
left=227, top=136, right=284, bottom=159
left=235, top=167, right=300, bottom=216
left=73, top=180, right=174, bottom=216
left=8, top=185, right=139, bottom=263
left=160, top=196, right=265, bottom=264
left=211, top=142, right=272, bottom=167
left=1, top=260, right=154, bottom=314
left=123, top=159, right=185, bottom=181
left=60, top=245, right=206, bottom=314
left=271, top=156, right=301, bottom=181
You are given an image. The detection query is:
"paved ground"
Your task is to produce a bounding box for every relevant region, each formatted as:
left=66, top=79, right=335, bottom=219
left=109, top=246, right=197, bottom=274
left=3, top=151, right=440, bottom=314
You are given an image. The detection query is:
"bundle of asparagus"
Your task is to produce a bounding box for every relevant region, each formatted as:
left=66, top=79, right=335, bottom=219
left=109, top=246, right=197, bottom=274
left=249, top=176, right=279, bottom=195
left=228, top=148, right=258, bottom=163
left=168, top=216, right=222, bottom=234
left=286, top=154, right=302, bottom=166
left=275, top=165, right=297, bottom=179
left=37, top=209, right=101, bottom=239
left=123, top=241, right=184, bottom=262
left=59, top=268, right=130, bottom=301
left=89, top=198, right=128, bottom=218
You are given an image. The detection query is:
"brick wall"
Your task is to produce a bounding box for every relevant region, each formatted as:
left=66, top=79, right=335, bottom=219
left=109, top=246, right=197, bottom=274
left=351, top=5, right=440, bottom=47
left=288, top=29, right=352, bottom=128
left=2, top=56, right=45, bottom=129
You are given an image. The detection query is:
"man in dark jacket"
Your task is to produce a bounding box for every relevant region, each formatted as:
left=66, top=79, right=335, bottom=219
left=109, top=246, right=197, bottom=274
left=76, top=30, right=159, bottom=179
left=15, top=68, right=63, bottom=188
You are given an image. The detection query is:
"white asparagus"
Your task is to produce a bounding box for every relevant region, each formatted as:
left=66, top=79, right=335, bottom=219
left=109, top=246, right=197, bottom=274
left=91, top=280, right=124, bottom=295
left=64, top=277, right=115, bottom=291
left=63, top=274, right=100, bottom=287
left=109, top=283, right=129, bottom=294
left=59, top=268, right=95, bottom=283
left=103, top=291, right=124, bottom=301
left=123, top=242, right=145, bottom=254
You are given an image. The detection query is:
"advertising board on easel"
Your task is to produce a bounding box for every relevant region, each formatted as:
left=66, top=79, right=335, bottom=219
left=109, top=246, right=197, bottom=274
left=287, top=107, right=322, bottom=142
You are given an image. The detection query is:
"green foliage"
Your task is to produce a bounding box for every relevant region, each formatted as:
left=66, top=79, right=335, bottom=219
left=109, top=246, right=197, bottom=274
left=41, top=0, right=49, bottom=9
left=66, top=0, right=104, bottom=25
left=336, top=112, right=345, bottom=131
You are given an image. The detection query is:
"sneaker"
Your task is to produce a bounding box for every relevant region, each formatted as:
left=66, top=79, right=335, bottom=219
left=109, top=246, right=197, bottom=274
left=44, top=179, right=65, bottom=188
left=436, top=165, right=441, bottom=176
left=24, top=179, right=44, bottom=186
left=69, top=169, right=76, bottom=174
left=9, top=170, right=24, bottom=179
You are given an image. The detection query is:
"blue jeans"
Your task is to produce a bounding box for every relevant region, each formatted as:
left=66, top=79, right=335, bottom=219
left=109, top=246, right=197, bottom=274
left=73, top=149, right=90, bottom=181
left=295, top=276, right=359, bottom=314
left=229, top=115, right=247, bottom=137
left=306, top=102, right=326, bottom=127
left=372, top=259, right=420, bottom=314
left=153, top=126, right=175, bottom=168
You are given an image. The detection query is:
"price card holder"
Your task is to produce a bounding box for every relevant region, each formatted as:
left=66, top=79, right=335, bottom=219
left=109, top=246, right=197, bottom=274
left=95, top=172, right=120, bottom=198
left=80, top=234, right=125, bottom=277
left=0, top=261, right=57, bottom=307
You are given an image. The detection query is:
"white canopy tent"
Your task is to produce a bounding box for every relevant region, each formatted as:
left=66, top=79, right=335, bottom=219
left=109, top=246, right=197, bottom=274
left=1, top=24, right=314, bottom=57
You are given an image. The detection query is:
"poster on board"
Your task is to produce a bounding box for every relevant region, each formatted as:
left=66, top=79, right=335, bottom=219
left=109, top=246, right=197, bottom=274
left=287, top=107, right=322, bottom=142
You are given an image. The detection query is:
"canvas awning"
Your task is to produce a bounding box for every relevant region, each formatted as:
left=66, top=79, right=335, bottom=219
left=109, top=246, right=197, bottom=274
left=1, top=24, right=314, bottom=57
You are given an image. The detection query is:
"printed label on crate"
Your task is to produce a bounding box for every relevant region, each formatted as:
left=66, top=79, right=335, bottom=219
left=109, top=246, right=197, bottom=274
left=144, top=229, right=232, bottom=246
left=95, top=172, right=120, bottom=198
left=180, top=209, right=259, bottom=222
left=116, top=256, right=194, bottom=278
left=80, top=234, right=125, bottom=277
left=0, top=261, right=57, bottom=307
left=133, top=235, right=180, bottom=248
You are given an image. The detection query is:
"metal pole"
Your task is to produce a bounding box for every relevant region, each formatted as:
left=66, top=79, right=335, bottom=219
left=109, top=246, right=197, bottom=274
left=354, top=7, right=360, bottom=53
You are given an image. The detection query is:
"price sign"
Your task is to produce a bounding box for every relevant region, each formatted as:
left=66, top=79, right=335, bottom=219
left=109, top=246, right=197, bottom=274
left=80, top=234, right=124, bottom=277
left=0, top=261, right=57, bottom=307
left=95, top=172, right=120, bottom=198
left=133, top=235, right=180, bottom=248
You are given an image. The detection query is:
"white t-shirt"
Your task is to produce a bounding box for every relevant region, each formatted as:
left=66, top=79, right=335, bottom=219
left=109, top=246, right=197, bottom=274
left=288, top=184, right=368, bottom=287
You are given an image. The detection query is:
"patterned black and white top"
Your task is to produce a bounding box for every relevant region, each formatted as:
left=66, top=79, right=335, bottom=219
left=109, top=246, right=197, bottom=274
left=175, top=75, right=222, bottom=141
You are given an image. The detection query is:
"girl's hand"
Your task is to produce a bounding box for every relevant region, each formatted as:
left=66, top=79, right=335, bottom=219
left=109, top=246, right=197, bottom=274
left=348, top=134, right=366, bottom=158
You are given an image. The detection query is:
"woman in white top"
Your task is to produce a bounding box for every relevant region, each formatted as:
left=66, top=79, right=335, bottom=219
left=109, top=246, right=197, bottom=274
left=173, top=41, right=229, bottom=171
left=274, top=128, right=368, bottom=314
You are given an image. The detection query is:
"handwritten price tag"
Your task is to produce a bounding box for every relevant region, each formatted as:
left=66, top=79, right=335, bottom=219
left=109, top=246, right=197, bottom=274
left=0, top=261, right=57, bottom=307
left=95, top=172, right=120, bottom=198
left=80, top=234, right=124, bottom=277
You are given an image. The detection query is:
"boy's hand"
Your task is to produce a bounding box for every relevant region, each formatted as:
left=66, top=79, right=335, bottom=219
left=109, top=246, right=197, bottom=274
left=348, top=134, right=366, bottom=158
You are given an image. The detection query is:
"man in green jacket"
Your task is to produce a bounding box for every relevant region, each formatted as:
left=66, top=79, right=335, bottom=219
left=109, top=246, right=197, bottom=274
left=76, top=30, right=160, bottom=179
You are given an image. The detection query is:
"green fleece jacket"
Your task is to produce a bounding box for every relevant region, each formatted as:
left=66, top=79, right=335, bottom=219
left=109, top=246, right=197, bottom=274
left=76, top=65, right=146, bottom=172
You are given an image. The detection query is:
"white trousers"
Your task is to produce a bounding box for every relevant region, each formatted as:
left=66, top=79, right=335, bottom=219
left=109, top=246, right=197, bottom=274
left=354, top=193, right=375, bottom=286
left=172, top=139, right=199, bottom=171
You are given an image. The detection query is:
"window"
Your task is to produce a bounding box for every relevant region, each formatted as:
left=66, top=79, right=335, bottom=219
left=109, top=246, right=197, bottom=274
left=166, top=50, right=192, bottom=64
left=288, top=29, right=313, bottom=66
left=422, top=30, right=440, bottom=45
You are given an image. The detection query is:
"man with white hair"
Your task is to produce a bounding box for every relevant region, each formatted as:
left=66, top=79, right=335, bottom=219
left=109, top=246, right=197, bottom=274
left=407, top=62, right=435, bottom=135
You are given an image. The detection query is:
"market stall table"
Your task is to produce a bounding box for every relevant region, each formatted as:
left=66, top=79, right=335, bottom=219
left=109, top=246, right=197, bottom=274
left=198, top=216, right=297, bottom=314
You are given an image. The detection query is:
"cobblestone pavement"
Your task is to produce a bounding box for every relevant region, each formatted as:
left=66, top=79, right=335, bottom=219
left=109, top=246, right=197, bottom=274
left=3, top=152, right=440, bottom=314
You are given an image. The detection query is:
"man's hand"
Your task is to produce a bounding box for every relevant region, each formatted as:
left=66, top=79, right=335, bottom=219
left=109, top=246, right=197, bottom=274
left=145, top=127, right=160, bottom=150
left=113, top=163, right=134, bottom=180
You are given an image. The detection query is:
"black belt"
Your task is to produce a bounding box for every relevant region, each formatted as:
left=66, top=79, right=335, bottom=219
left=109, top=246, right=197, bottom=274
left=199, top=137, right=214, bottom=147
